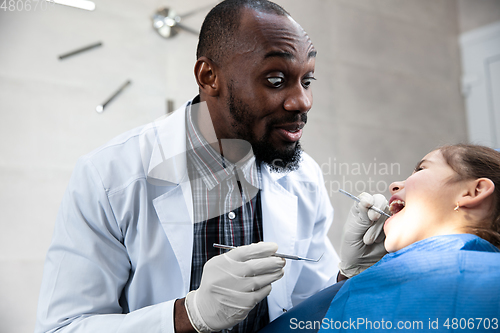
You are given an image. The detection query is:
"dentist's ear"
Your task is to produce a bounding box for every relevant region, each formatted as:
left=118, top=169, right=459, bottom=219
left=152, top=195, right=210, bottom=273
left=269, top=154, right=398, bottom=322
left=194, top=57, right=220, bottom=97
left=460, top=178, right=495, bottom=209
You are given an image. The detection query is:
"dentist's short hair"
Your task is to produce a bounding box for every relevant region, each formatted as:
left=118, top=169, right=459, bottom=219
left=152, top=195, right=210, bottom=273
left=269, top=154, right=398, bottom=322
left=197, top=0, right=289, bottom=65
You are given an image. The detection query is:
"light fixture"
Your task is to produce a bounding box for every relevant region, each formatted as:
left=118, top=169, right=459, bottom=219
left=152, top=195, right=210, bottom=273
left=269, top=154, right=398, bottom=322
left=50, top=0, right=96, bottom=11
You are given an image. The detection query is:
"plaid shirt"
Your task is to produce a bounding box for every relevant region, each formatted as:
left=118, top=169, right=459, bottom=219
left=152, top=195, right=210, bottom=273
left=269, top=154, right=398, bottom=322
left=185, top=98, right=269, bottom=332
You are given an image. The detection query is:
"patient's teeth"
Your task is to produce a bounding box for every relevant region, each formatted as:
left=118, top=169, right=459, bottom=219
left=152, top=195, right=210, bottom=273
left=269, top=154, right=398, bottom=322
left=389, top=200, right=406, bottom=214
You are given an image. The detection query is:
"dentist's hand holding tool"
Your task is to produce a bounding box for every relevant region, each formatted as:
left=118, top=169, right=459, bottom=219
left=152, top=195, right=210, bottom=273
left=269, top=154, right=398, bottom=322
left=185, top=242, right=285, bottom=332
left=338, top=192, right=389, bottom=278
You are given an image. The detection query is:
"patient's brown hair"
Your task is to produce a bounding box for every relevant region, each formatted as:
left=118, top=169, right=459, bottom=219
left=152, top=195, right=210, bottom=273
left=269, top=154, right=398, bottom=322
left=439, top=144, right=500, bottom=247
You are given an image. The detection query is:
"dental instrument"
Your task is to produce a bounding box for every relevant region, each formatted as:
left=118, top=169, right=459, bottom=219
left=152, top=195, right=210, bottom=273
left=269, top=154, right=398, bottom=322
left=338, top=189, right=392, bottom=218
left=213, top=243, right=323, bottom=262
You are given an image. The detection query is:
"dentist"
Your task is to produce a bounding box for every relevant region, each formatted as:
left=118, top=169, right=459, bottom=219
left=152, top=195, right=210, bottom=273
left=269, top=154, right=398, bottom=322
left=35, top=1, right=340, bottom=332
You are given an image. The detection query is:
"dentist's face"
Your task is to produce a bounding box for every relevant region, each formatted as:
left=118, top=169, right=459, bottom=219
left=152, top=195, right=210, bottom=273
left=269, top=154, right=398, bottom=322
left=383, top=150, right=465, bottom=252
left=214, top=9, right=316, bottom=171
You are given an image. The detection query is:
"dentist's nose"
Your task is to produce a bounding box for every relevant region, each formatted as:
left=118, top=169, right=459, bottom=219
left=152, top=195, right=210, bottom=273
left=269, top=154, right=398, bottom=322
left=283, top=84, right=312, bottom=113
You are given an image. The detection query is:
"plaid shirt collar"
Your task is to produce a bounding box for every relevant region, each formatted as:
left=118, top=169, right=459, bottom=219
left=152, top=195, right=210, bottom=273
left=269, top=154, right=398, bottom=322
left=185, top=98, right=262, bottom=191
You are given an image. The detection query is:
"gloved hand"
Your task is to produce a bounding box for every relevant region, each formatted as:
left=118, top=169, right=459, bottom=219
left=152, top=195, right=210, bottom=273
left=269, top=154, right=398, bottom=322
left=185, top=242, right=285, bottom=332
left=338, top=192, right=389, bottom=278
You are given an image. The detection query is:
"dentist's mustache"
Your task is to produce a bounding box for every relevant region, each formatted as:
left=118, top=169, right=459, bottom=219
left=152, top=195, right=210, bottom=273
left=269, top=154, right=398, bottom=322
left=268, top=112, right=308, bottom=127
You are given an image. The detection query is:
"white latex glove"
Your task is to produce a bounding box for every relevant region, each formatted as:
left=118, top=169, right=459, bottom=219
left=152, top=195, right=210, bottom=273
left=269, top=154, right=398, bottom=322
left=185, top=242, right=285, bottom=332
left=338, top=192, right=389, bottom=278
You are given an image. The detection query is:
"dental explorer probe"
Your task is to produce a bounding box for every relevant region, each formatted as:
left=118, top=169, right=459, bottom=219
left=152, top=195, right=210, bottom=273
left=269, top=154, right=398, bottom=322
left=338, top=189, right=392, bottom=218
left=213, top=243, right=323, bottom=262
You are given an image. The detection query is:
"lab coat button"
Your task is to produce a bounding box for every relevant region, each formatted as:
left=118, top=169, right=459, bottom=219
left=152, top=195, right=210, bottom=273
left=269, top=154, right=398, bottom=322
left=228, top=211, right=236, bottom=219
left=283, top=308, right=287, bottom=312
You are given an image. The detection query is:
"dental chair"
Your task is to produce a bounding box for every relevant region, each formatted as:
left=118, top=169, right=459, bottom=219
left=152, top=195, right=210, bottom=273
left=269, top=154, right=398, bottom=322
left=258, top=280, right=346, bottom=333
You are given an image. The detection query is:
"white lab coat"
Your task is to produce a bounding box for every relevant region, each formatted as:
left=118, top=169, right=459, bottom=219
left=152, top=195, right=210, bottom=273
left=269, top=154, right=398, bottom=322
left=35, top=100, right=339, bottom=333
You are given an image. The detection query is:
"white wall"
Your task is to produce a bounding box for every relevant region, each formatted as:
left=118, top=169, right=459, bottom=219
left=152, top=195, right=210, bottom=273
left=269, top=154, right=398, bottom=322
left=458, top=0, right=500, bottom=33
left=0, top=1, right=470, bottom=332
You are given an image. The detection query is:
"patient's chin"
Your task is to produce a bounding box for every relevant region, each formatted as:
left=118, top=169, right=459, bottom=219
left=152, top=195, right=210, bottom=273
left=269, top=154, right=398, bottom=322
left=383, top=239, right=396, bottom=253
left=383, top=220, right=403, bottom=253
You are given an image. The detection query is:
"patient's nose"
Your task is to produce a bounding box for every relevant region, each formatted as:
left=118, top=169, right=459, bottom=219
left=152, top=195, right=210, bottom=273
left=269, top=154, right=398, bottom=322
left=390, top=181, right=405, bottom=194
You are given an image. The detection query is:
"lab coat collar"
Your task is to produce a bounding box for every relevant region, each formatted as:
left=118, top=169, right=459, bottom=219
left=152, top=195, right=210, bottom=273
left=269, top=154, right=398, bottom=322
left=261, top=160, right=294, bottom=183
left=140, top=100, right=195, bottom=185
left=152, top=179, right=194, bottom=294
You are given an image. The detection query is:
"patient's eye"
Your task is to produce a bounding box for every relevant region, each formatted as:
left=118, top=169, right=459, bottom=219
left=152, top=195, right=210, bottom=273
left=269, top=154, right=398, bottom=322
left=413, top=161, right=426, bottom=173
left=413, top=164, right=427, bottom=173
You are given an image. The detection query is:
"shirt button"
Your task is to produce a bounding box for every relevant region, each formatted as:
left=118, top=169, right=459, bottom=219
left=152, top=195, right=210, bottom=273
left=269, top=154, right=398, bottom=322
left=228, top=211, right=236, bottom=220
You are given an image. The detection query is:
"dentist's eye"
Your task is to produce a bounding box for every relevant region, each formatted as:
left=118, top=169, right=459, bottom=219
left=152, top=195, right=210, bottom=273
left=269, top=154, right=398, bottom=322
left=302, top=77, right=316, bottom=88
left=267, top=77, right=284, bottom=87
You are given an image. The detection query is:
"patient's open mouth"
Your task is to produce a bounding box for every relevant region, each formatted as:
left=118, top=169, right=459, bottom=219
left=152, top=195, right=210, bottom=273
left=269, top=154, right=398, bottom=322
left=389, top=200, right=405, bottom=215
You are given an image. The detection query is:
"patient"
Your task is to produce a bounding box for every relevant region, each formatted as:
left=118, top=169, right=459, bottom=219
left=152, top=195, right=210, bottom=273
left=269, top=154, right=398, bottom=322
left=259, top=144, right=500, bottom=332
